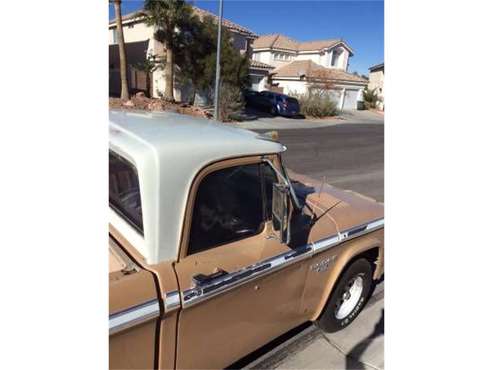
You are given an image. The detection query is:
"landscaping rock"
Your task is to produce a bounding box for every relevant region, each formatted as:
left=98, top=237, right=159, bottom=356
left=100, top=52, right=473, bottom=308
left=147, top=100, right=165, bottom=111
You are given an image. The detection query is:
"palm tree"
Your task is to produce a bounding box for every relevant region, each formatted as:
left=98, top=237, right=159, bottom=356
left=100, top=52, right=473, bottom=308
left=142, top=0, right=194, bottom=102
left=112, top=0, right=130, bottom=100
left=133, top=55, right=161, bottom=98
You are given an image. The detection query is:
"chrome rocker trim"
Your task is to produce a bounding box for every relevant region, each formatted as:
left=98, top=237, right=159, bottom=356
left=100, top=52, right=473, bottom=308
left=109, top=299, right=160, bottom=335
left=181, top=217, right=384, bottom=308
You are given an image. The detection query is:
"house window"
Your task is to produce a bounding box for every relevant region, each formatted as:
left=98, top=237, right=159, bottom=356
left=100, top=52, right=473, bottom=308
left=331, top=52, right=339, bottom=67
left=112, top=28, right=118, bottom=44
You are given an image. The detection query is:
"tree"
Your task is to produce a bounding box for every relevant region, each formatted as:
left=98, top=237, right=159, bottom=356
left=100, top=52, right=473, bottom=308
left=112, top=0, right=129, bottom=100
left=133, top=54, right=162, bottom=98
left=191, top=15, right=250, bottom=103
left=305, top=69, right=335, bottom=97
left=141, top=0, right=195, bottom=102
left=363, top=87, right=380, bottom=109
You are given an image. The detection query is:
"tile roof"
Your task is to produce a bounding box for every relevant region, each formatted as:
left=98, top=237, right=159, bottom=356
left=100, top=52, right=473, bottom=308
left=192, top=7, right=257, bottom=37
left=109, top=6, right=257, bottom=37
left=252, top=34, right=345, bottom=52
left=369, top=63, right=384, bottom=72
left=252, top=34, right=299, bottom=51
left=272, top=60, right=368, bottom=83
left=298, top=39, right=340, bottom=51
left=249, top=60, right=275, bottom=70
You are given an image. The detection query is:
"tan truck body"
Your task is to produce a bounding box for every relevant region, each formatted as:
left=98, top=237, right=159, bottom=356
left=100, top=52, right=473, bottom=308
left=108, top=111, right=384, bottom=369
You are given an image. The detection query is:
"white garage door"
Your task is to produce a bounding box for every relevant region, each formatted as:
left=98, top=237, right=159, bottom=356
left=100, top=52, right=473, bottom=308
left=342, top=89, right=359, bottom=110
left=250, top=76, right=262, bottom=92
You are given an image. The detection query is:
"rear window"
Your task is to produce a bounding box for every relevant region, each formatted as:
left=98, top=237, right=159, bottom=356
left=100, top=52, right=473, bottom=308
left=109, top=151, right=143, bottom=233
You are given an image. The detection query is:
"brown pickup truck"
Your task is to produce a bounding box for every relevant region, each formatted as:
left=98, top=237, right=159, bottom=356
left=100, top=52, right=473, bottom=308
left=109, top=110, right=384, bottom=369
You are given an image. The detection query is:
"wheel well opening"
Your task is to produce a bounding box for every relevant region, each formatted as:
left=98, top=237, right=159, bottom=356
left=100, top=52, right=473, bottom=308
left=350, top=247, right=380, bottom=275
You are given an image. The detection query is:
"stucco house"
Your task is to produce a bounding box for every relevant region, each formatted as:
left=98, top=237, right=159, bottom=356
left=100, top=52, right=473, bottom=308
left=108, top=6, right=260, bottom=101
left=109, top=7, right=368, bottom=110
left=251, top=34, right=368, bottom=110
left=368, top=63, right=384, bottom=110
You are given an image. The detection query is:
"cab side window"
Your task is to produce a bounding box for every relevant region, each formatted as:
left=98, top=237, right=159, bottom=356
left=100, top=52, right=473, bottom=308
left=188, top=164, right=264, bottom=255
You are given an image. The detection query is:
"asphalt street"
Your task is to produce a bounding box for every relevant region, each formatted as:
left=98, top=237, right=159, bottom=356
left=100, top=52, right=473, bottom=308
left=257, top=123, right=384, bottom=202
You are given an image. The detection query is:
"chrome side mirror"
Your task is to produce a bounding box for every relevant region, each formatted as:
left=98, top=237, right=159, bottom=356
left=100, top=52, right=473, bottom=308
left=272, top=183, right=290, bottom=244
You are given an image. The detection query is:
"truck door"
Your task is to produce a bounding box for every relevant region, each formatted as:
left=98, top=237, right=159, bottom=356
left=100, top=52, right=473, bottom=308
left=173, top=156, right=310, bottom=369
left=109, top=237, right=160, bottom=370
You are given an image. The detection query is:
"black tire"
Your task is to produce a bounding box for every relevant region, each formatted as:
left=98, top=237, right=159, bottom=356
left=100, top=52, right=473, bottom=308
left=316, top=258, right=373, bottom=333
left=270, top=106, right=278, bottom=116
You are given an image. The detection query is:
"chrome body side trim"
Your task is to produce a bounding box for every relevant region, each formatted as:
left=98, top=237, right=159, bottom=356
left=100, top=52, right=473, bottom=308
left=164, top=290, right=181, bottom=314
left=180, top=217, right=384, bottom=308
left=313, top=217, right=384, bottom=254
left=181, top=244, right=313, bottom=308
left=109, top=299, right=160, bottom=336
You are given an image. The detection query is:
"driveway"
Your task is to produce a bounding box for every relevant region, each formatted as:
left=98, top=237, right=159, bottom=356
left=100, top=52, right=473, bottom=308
left=236, top=109, right=383, bottom=130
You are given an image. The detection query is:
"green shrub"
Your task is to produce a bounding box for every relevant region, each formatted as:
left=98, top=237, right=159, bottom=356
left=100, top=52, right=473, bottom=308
left=363, top=87, right=380, bottom=109
left=291, top=91, right=338, bottom=118
left=218, top=83, right=245, bottom=122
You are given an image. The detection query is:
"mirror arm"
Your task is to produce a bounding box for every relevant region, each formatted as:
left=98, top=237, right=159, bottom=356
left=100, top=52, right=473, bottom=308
left=262, top=158, right=302, bottom=211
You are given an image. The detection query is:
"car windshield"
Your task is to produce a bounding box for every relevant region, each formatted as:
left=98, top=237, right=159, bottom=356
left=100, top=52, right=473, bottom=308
left=109, top=151, right=143, bottom=233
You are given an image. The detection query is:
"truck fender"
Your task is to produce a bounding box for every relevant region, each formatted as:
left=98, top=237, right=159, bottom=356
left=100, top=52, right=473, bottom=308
left=310, top=236, right=382, bottom=321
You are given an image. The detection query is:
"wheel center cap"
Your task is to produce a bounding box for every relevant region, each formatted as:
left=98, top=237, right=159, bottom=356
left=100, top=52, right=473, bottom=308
left=343, top=291, right=351, bottom=301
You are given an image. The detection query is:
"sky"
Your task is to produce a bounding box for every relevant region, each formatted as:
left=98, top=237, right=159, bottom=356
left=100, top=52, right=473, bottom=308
left=109, top=1, right=384, bottom=75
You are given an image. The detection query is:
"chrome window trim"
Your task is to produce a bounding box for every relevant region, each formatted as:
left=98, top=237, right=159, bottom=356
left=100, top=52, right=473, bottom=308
left=109, top=299, right=160, bottom=336
left=181, top=218, right=384, bottom=308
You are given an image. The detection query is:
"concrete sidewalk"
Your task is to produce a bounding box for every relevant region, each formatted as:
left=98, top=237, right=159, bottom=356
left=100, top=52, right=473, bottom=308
left=235, top=110, right=384, bottom=130
left=245, top=283, right=384, bottom=370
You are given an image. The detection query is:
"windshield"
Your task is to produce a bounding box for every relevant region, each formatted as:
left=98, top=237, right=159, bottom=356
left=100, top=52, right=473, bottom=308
left=109, top=151, right=143, bottom=233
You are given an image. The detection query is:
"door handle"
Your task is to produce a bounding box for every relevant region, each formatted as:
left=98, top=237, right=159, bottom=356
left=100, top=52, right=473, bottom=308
left=192, top=268, right=229, bottom=286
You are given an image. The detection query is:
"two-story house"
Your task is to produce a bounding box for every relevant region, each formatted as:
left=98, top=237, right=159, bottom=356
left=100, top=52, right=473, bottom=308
left=252, top=34, right=368, bottom=110
left=108, top=6, right=261, bottom=101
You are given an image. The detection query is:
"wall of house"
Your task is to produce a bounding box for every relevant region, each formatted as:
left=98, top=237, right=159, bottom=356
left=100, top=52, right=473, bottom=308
left=368, top=70, right=384, bottom=94
left=295, top=52, right=322, bottom=65
left=252, top=51, right=272, bottom=65
left=273, top=79, right=308, bottom=95
left=109, top=21, right=154, bottom=44
left=368, top=69, right=384, bottom=110
left=253, top=50, right=295, bottom=68
left=340, top=49, right=349, bottom=71
left=251, top=45, right=351, bottom=70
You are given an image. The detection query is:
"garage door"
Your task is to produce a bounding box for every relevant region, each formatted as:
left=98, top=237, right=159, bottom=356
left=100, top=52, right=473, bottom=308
left=250, top=76, right=262, bottom=92
left=342, top=89, right=359, bottom=110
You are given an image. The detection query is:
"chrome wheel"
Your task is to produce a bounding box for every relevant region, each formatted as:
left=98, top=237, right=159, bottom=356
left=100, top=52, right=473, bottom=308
left=335, top=275, right=364, bottom=319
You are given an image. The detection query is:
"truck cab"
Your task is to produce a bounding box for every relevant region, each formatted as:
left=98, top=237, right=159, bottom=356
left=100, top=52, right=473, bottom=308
left=109, top=110, right=384, bottom=369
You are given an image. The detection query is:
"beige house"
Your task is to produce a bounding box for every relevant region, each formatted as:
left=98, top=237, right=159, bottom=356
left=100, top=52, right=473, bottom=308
left=368, top=63, right=384, bottom=110
left=109, top=8, right=369, bottom=110
left=251, top=34, right=368, bottom=110
left=108, top=7, right=258, bottom=101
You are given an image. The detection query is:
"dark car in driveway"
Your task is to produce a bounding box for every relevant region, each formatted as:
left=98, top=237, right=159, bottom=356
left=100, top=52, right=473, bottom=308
left=244, top=90, right=300, bottom=117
